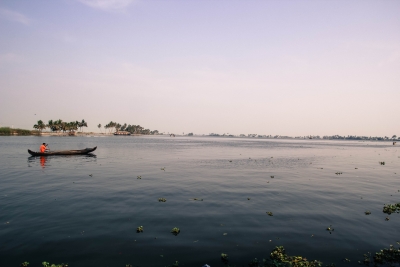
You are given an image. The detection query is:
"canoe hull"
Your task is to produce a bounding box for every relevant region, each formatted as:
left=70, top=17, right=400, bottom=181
left=28, top=147, right=97, bottom=156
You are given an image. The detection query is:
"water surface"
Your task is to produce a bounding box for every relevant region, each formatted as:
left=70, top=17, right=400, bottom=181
left=0, top=136, right=399, bottom=266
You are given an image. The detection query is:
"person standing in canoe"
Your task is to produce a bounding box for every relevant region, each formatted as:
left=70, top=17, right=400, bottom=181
left=40, top=143, right=48, bottom=153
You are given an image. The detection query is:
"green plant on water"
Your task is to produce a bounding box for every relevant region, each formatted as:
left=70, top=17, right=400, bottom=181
left=42, top=262, right=68, bottom=267
left=137, top=175, right=142, bottom=179
left=165, top=261, right=179, bottom=267
left=379, top=161, right=385, bottom=165
left=365, top=211, right=371, bottom=215
left=171, top=227, right=180, bottom=236
left=267, top=212, right=273, bottom=216
left=373, top=245, right=400, bottom=265
left=158, top=198, right=167, bottom=202
left=136, top=226, right=143, bottom=233
left=221, top=253, right=229, bottom=262
left=326, top=225, right=334, bottom=233
left=20, top=262, right=29, bottom=267
left=126, top=265, right=132, bottom=267
left=268, top=246, right=323, bottom=267
left=383, top=203, right=400, bottom=214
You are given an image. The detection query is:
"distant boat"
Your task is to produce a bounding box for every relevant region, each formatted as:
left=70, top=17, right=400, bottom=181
left=28, top=147, right=97, bottom=156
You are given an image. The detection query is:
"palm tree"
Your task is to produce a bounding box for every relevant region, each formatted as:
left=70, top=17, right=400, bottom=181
left=98, top=124, right=101, bottom=133
left=33, top=120, right=46, bottom=132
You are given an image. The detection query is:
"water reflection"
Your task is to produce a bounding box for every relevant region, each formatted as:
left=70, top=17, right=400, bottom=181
left=40, top=156, right=46, bottom=168
left=27, top=154, right=96, bottom=168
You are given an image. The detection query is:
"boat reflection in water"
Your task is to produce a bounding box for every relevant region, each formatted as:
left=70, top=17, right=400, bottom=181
left=28, top=154, right=96, bottom=169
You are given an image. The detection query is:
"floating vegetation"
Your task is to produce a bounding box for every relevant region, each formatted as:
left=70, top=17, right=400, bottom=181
left=266, top=212, right=273, bottom=216
left=383, top=203, right=400, bottom=214
left=335, top=172, right=343, bottom=175
left=373, top=245, right=400, bottom=265
left=126, top=265, right=132, bottom=267
left=379, top=162, right=385, bottom=165
left=158, top=198, right=167, bottom=202
left=365, top=211, right=371, bottom=215
left=270, top=176, right=275, bottom=178
left=221, top=253, right=229, bottom=262
left=385, top=216, right=390, bottom=221
left=161, top=167, right=166, bottom=171
left=223, top=233, right=228, bottom=235
left=326, top=225, right=334, bottom=234
left=20, top=262, right=29, bottom=267
left=268, top=246, right=323, bottom=267
left=137, top=175, right=142, bottom=179
left=247, top=198, right=251, bottom=200
left=42, top=262, right=68, bottom=267
left=171, top=227, right=180, bottom=236
left=136, top=226, right=144, bottom=233
left=343, top=258, right=350, bottom=262
left=166, top=261, right=179, bottom=267
left=190, top=198, right=203, bottom=201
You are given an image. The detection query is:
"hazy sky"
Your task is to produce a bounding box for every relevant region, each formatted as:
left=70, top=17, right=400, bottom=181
left=1, top=0, right=399, bottom=136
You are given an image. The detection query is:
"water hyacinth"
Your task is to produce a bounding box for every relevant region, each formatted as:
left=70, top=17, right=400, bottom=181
left=158, top=198, right=167, bottom=202
left=382, top=203, right=400, bottom=214
left=171, top=227, right=180, bottom=236
left=136, top=226, right=144, bottom=233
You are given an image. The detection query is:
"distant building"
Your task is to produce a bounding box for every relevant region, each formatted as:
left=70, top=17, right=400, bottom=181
left=114, top=131, right=131, bottom=136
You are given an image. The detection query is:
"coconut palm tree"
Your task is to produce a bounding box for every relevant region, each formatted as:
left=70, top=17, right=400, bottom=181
left=33, top=120, right=46, bottom=132
left=98, top=124, right=101, bottom=133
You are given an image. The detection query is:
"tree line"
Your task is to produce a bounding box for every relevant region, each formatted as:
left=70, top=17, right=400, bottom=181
left=33, top=119, right=88, bottom=133
left=98, top=121, right=159, bottom=135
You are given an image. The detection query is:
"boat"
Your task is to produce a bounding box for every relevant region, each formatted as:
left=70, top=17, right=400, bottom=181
left=28, top=146, right=97, bottom=156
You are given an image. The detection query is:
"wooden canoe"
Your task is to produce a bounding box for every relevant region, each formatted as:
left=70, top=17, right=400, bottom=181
left=28, top=146, right=97, bottom=156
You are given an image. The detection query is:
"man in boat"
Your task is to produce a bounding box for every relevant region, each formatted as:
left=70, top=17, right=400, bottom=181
left=40, top=143, right=48, bottom=153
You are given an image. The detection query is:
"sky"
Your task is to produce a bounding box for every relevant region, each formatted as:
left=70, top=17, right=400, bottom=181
left=0, top=0, right=399, bottom=136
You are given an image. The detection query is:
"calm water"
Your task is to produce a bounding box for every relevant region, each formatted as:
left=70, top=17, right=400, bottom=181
left=0, top=136, right=399, bottom=267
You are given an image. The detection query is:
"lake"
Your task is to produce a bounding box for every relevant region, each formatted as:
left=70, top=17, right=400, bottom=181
left=0, top=136, right=399, bottom=267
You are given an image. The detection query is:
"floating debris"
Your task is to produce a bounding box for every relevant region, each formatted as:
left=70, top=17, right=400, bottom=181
left=20, top=262, right=29, bottom=267
left=171, top=227, right=180, bottom=236
left=266, top=212, right=273, bottom=216
left=365, top=211, right=371, bottom=215
left=270, top=176, right=275, bottom=178
left=136, top=226, right=143, bottom=233
left=379, top=161, right=386, bottom=165
left=189, top=198, right=203, bottom=201
left=158, top=198, right=167, bottom=202
left=221, top=253, right=228, bottom=261
left=335, top=172, right=343, bottom=175
left=385, top=216, right=390, bottom=221
left=161, top=167, right=166, bottom=171
left=229, top=160, right=232, bottom=162
left=223, top=233, right=227, bottom=236
left=383, top=203, right=400, bottom=214
left=137, top=176, right=142, bottom=179
left=89, top=174, right=92, bottom=177
left=343, top=258, right=351, bottom=262
left=126, top=265, right=132, bottom=267
left=247, top=198, right=251, bottom=200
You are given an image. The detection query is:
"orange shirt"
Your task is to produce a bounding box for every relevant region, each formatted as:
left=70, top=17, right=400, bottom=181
left=40, top=145, right=46, bottom=153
